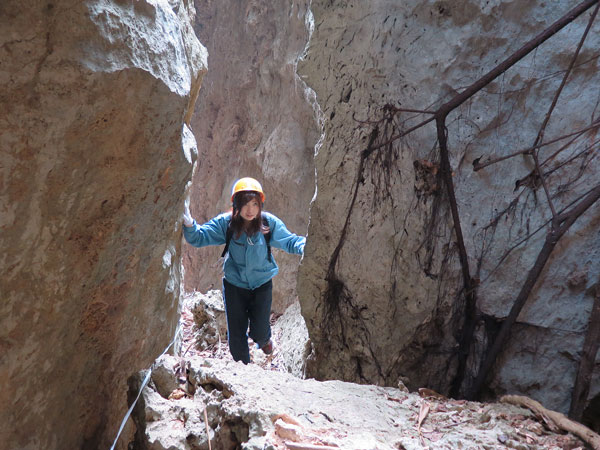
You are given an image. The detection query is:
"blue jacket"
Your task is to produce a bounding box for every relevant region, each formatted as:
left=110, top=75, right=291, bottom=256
left=183, top=211, right=305, bottom=290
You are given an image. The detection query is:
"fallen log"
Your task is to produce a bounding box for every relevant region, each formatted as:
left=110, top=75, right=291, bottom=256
left=501, top=394, right=600, bottom=450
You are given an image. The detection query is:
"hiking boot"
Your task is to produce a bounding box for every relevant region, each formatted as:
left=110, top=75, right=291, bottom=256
left=260, top=339, right=273, bottom=355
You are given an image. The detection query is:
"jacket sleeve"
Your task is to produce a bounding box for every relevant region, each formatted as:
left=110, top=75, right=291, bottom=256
left=268, top=214, right=305, bottom=255
left=183, top=213, right=228, bottom=248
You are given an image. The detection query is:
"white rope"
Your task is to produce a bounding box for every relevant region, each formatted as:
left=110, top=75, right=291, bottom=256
left=110, top=323, right=181, bottom=450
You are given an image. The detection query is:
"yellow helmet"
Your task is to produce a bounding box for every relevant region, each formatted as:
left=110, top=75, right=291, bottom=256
left=231, top=177, right=265, bottom=203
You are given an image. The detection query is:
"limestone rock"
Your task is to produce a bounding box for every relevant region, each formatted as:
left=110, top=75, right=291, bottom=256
left=0, top=1, right=207, bottom=448
left=272, top=301, right=311, bottom=378
left=274, top=418, right=303, bottom=442
left=188, top=289, right=228, bottom=350
left=182, top=0, right=320, bottom=314
left=297, top=0, right=600, bottom=415
left=129, top=368, right=212, bottom=450
left=178, top=290, right=310, bottom=379
left=129, top=354, right=586, bottom=450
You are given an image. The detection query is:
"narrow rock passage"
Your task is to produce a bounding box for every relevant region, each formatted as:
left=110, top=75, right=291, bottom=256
left=178, top=290, right=306, bottom=375
left=128, top=292, right=589, bottom=450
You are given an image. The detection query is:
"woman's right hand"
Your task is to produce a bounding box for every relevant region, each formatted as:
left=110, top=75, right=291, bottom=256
left=182, top=199, right=194, bottom=227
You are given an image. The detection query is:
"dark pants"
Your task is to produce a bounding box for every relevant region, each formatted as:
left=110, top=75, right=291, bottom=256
left=222, top=278, right=273, bottom=364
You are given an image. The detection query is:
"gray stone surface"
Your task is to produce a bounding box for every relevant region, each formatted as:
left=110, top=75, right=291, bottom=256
left=188, top=289, right=228, bottom=349
left=297, top=0, right=600, bottom=414
left=179, top=290, right=310, bottom=379
left=129, top=354, right=585, bottom=450
left=182, top=0, right=320, bottom=314
left=0, top=1, right=206, bottom=448
left=272, top=301, right=311, bottom=377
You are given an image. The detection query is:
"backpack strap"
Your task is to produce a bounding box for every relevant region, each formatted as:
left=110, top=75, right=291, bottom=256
left=262, top=214, right=272, bottom=263
left=221, top=215, right=272, bottom=262
left=220, top=220, right=234, bottom=259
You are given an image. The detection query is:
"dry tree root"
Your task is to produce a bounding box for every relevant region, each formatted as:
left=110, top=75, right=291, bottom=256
left=501, top=395, right=600, bottom=450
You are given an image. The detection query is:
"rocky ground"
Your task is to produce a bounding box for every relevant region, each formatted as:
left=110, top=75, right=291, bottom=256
left=178, top=291, right=308, bottom=375
left=127, top=291, right=591, bottom=450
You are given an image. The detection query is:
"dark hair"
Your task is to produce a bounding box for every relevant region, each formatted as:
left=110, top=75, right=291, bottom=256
left=230, top=191, right=269, bottom=238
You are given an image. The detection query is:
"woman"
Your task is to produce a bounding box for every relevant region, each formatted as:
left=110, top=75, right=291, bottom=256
left=182, top=177, right=305, bottom=364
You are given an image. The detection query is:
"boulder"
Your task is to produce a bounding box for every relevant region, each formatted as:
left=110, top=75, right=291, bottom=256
left=272, top=301, right=311, bottom=378
left=188, top=289, right=228, bottom=350
left=0, top=1, right=207, bottom=448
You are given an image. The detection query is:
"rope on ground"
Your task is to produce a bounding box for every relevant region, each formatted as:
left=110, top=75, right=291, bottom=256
left=110, top=323, right=182, bottom=450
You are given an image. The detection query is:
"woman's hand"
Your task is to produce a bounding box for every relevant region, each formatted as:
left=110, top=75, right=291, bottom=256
left=182, top=199, right=194, bottom=227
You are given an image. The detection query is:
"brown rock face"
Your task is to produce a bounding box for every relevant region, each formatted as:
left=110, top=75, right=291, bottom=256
left=183, top=0, right=319, bottom=313
left=0, top=1, right=206, bottom=448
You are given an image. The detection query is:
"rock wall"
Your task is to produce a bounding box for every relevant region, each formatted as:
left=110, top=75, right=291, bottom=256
left=0, top=1, right=207, bottom=448
left=182, top=0, right=319, bottom=314
left=297, top=0, right=600, bottom=415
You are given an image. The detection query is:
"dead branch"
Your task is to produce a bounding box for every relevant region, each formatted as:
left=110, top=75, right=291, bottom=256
left=529, top=2, right=600, bottom=218
left=501, top=395, right=600, bottom=450
left=436, top=115, right=478, bottom=398
left=284, top=443, right=339, bottom=450
left=437, top=0, right=599, bottom=398
left=569, top=281, right=600, bottom=421
left=543, top=137, right=600, bottom=180
left=531, top=150, right=557, bottom=217
left=531, top=2, right=599, bottom=149
left=480, top=183, right=600, bottom=285
left=473, top=120, right=600, bottom=171
left=387, top=106, right=437, bottom=115
left=467, top=184, right=600, bottom=399
left=430, top=1, right=599, bottom=396
left=541, top=134, right=600, bottom=170
left=437, top=0, right=600, bottom=116
left=204, top=406, right=212, bottom=450
left=352, top=0, right=600, bottom=398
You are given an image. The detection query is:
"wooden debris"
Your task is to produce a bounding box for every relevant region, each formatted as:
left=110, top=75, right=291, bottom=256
left=273, top=413, right=304, bottom=427
left=275, top=418, right=304, bottom=442
left=203, top=404, right=212, bottom=450
left=515, top=427, right=539, bottom=444
left=284, top=442, right=339, bottom=450
left=417, top=402, right=431, bottom=431
left=168, top=388, right=187, bottom=400
left=417, top=401, right=431, bottom=446
left=418, top=388, right=447, bottom=400
left=501, top=395, right=600, bottom=450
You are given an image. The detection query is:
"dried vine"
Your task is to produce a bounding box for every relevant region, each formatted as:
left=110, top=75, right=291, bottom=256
left=351, top=0, right=600, bottom=400
left=321, top=127, right=386, bottom=382
left=568, top=280, right=600, bottom=421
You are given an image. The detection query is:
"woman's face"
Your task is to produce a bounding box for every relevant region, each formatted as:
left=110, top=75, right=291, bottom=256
left=240, top=198, right=260, bottom=222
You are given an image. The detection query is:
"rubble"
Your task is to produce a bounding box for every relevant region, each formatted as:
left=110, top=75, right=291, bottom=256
left=179, top=291, right=310, bottom=377
left=129, top=354, right=588, bottom=450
